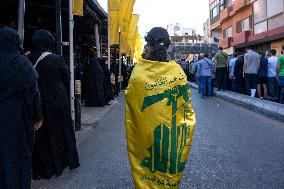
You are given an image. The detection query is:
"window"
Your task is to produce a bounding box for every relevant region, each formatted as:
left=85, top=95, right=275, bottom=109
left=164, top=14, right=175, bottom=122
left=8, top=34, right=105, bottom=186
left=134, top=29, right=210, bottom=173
left=253, top=0, right=267, bottom=24
left=237, top=17, right=251, bottom=32
left=267, top=0, right=283, bottom=17
left=211, top=6, right=219, bottom=18
left=223, top=26, right=232, bottom=38
left=254, top=20, right=267, bottom=34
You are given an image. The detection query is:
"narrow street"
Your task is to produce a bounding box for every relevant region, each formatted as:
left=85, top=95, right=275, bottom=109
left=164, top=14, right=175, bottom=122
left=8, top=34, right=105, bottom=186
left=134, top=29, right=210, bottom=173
left=32, top=89, right=284, bottom=189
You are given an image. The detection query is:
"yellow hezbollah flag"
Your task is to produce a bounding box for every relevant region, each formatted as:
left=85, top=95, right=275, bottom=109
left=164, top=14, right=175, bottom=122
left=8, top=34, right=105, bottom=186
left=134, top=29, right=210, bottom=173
left=125, top=59, right=196, bottom=189
left=73, top=0, right=83, bottom=16
left=133, top=35, right=143, bottom=63
left=109, top=0, right=120, bottom=44
left=119, top=0, right=136, bottom=54
left=128, top=15, right=139, bottom=51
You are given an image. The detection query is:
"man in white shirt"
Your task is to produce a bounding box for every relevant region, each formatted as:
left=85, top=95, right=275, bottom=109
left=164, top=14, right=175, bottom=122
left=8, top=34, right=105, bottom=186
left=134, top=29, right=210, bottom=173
left=267, top=49, right=278, bottom=99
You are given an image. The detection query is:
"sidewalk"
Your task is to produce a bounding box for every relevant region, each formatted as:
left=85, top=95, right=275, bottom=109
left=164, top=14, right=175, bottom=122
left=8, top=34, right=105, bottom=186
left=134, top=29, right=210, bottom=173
left=189, top=82, right=284, bottom=122
left=75, top=97, right=119, bottom=146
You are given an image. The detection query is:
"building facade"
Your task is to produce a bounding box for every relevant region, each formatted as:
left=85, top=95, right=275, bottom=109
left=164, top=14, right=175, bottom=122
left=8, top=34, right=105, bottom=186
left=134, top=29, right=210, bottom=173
left=218, top=0, right=284, bottom=55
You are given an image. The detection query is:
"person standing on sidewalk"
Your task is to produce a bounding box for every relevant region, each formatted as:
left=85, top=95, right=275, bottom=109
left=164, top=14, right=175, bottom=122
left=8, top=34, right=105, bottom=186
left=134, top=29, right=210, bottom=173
left=267, top=49, right=278, bottom=101
left=193, top=54, right=201, bottom=93
left=257, top=53, right=268, bottom=99
left=198, top=53, right=213, bottom=98
left=243, top=47, right=260, bottom=96
left=234, top=54, right=245, bottom=94
left=277, top=45, right=284, bottom=104
left=229, top=54, right=238, bottom=92
left=214, top=47, right=228, bottom=91
left=29, top=29, right=80, bottom=179
left=0, top=27, right=42, bottom=189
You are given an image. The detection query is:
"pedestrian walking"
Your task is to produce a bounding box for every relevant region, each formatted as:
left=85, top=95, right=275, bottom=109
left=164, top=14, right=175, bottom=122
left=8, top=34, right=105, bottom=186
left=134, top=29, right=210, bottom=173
left=198, top=53, right=213, bottom=97
left=125, top=27, right=196, bottom=189
left=277, top=45, right=284, bottom=104
left=0, top=27, right=42, bottom=189
left=214, top=47, right=228, bottom=91
left=29, top=29, right=80, bottom=179
left=243, top=47, right=260, bottom=96
left=229, top=54, right=238, bottom=92
left=267, top=49, right=278, bottom=100
left=257, top=53, right=268, bottom=99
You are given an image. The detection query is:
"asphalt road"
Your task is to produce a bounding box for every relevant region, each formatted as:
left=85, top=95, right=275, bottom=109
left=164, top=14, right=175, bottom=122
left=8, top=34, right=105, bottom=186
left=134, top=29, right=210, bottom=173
left=32, top=89, right=284, bottom=189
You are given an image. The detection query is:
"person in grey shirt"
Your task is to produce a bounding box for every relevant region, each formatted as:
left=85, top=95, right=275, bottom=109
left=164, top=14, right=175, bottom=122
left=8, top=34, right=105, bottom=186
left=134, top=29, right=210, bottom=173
left=198, top=53, right=213, bottom=97
left=243, top=47, right=260, bottom=96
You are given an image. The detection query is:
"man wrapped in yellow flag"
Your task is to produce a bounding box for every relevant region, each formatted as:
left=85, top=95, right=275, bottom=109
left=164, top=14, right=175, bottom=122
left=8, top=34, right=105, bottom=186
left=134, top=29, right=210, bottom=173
left=125, top=27, right=196, bottom=188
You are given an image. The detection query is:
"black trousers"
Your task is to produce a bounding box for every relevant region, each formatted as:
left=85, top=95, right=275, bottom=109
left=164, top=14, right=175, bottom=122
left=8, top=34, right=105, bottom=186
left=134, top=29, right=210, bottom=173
left=236, top=77, right=245, bottom=94
left=216, top=67, right=227, bottom=90
left=244, top=73, right=257, bottom=95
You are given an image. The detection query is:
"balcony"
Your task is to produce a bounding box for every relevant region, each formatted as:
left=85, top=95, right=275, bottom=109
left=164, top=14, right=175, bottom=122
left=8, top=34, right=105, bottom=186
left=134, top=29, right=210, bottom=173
left=231, top=30, right=250, bottom=46
left=220, top=37, right=233, bottom=49
left=233, top=0, right=249, bottom=12
left=220, top=6, right=233, bottom=23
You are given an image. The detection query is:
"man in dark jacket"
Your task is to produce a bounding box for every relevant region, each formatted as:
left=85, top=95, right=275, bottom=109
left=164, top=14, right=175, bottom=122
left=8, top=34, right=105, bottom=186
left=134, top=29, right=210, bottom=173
left=234, top=54, right=245, bottom=94
left=0, top=27, right=42, bottom=189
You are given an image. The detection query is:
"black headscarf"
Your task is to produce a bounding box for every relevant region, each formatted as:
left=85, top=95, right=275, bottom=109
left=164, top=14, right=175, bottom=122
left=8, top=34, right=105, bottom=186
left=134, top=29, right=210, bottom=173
left=32, top=29, right=54, bottom=52
left=29, top=29, right=54, bottom=65
left=0, top=27, right=38, bottom=100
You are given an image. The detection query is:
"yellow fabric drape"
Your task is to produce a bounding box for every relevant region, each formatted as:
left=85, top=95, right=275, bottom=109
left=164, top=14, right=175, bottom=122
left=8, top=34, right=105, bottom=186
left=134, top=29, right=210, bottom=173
left=125, top=59, right=196, bottom=189
left=133, top=35, right=143, bottom=63
left=73, top=0, right=83, bottom=16
left=127, top=15, right=139, bottom=54
left=119, top=0, right=136, bottom=54
left=109, top=0, right=120, bottom=45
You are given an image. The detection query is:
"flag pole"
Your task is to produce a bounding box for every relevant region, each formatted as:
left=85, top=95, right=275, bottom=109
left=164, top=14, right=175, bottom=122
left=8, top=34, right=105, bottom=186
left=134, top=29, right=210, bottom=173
left=107, top=0, right=111, bottom=70
left=18, top=0, right=25, bottom=47
left=118, top=27, right=122, bottom=91
left=69, top=0, right=75, bottom=127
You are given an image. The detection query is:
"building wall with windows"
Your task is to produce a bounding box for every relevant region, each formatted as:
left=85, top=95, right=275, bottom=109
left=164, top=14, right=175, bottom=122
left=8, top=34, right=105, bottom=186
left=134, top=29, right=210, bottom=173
left=219, top=0, right=284, bottom=54
left=221, top=4, right=253, bottom=39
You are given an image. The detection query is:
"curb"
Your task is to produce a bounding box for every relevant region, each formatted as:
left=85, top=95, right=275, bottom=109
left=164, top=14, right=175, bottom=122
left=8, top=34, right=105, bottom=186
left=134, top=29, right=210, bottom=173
left=189, top=82, right=284, bottom=122
left=75, top=98, right=120, bottom=146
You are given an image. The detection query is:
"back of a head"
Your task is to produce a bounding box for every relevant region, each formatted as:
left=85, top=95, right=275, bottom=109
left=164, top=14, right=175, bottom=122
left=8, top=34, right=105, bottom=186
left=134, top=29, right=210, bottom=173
left=144, top=27, right=171, bottom=62
left=270, top=49, right=276, bottom=56
left=0, top=27, right=22, bottom=55
left=32, top=29, right=54, bottom=52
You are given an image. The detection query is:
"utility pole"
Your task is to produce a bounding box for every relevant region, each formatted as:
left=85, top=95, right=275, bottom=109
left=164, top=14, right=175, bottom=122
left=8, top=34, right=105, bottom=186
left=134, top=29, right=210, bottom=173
left=69, top=0, right=75, bottom=128
left=55, top=0, right=63, bottom=55
left=18, top=0, right=25, bottom=47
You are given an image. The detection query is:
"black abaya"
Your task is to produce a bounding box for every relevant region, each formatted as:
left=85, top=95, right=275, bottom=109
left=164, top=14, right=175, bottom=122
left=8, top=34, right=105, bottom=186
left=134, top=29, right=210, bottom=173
left=29, top=30, right=79, bottom=179
left=0, top=27, right=42, bottom=189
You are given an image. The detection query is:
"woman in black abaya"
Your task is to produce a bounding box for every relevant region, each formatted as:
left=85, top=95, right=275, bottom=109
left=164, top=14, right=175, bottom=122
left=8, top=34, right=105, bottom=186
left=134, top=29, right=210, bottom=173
left=85, top=58, right=106, bottom=107
left=0, top=27, right=42, bottom=189
left=29, top=29, right=80, bottom=179
left=99, top=58, right=114, bottom=103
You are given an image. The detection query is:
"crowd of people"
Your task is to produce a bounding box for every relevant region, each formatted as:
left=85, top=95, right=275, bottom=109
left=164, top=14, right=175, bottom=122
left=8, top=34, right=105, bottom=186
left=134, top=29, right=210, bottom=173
left=180, top=46, right=284, bottom=104
left=0, top=26, right=130, bottom=189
